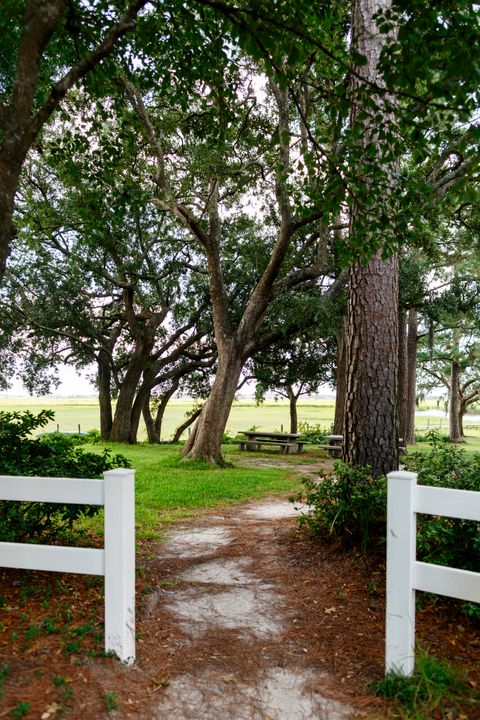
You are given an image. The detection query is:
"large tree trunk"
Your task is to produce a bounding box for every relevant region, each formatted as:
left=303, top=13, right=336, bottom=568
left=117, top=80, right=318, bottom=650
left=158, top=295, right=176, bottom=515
left=405, top=308, right=417, bottom=445
left=97, top=349, right=113, bottom=440
left=333, top=320, right=347, bottom=435
left=449, top=330, right=462, bottom=442
left=343, top=0, right=399, bottom=478
left=109, top=342, right=153, bottom=442
left=397, top=309, right=408, bottom=440
left=286, top=384, right=298, bottom=434
left=183, top=346, right=244, bottom=463
left=343, top=255, right=399, bottom=476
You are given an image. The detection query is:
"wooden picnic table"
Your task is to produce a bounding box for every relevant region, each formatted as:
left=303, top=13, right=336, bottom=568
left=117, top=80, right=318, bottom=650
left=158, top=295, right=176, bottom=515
left=238, top=430, right=304, bottom=454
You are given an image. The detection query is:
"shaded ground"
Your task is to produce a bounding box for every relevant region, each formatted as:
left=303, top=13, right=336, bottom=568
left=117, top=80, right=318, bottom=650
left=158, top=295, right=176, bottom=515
left=1, top=453, right=479, bottom=718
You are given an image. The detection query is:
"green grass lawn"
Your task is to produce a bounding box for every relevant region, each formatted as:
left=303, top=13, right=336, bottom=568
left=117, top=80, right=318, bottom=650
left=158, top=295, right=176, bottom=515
left=411, top=431, right=480, bottom=456
left=83, top=442, right=304, bottom=540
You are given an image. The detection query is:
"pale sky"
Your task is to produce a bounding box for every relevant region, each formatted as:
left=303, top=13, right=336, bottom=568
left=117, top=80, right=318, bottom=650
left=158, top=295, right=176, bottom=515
left=1, top=364, right=96, bottom=398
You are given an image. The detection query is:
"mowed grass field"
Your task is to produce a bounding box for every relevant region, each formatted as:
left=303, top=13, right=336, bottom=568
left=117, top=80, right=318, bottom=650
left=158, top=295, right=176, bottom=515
left=0, top=397, right=339, bottom=438
left=1, top=396, right=478, bottom=441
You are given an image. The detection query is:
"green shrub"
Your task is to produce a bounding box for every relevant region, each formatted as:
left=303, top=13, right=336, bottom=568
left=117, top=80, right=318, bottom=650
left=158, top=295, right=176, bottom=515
left=221, top=431, right=237, bottom=445
left=42, top=429, right=102, bottom=446
left=405, top=434, right=480, bottom=573
left=293, top=462, right=387, bottom=551
left=0, top=410, right=130, bottom=542
left=296, top=437, right=480, bottom=567
left=297, top=421, right=332, bottom=443
left=294, top=436, right=480, bottom=618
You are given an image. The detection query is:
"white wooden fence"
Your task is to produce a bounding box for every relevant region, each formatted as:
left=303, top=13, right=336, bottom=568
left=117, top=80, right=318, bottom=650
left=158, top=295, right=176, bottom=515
left=0, top=468, right=135, bottom=663
left=386, top=470, right=480, bottom=676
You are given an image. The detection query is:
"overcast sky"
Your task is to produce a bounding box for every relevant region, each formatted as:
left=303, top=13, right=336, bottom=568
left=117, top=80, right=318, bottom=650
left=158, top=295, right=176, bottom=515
left=1, top=364, right=96, bottom=398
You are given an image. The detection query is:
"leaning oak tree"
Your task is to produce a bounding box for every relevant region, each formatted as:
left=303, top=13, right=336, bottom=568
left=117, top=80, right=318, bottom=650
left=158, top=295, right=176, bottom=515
left=123, top=45, right=344, bottom=463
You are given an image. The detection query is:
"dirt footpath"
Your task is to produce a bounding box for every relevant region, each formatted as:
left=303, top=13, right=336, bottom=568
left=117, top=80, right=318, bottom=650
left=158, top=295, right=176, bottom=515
left=136, top=495, right=363, bottom=720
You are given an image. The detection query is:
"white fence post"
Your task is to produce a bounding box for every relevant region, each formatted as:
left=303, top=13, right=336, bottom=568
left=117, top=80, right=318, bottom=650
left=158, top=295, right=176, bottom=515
left=104, top=468, right=136, bottom=663
left=386, top=471, right=417, bottom=676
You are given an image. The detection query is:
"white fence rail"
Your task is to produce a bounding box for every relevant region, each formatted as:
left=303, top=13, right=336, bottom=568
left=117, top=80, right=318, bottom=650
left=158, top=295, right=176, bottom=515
left=0, top=469, right=135, bottom=663
left=385, top=471, right=480, bottom=676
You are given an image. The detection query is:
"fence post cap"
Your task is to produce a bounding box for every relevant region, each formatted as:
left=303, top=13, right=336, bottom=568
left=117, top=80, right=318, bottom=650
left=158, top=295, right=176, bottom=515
left=387, top=471, right=417, bottom=482
left=103, top=468, right=135, bottom=478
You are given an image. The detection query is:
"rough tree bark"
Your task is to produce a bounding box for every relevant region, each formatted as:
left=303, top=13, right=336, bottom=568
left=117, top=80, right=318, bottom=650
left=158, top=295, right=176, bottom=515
left=109, top=296, right=157, bottom=443
left=343, top=256, right=399, bottom=475
left=182, top=345, right=245, bottom=462
left=343, top=0, right=399, bottom=477
left=397, top=309, right=408, bottom=440
left=405, top=308, right=417, bottom=444
left=109, top=353, right=152, bottom=442
left=458, top=384, right=480, bottom=440
left=458, top=400, right=465, bottom=438
left=142, top=392, right=160, bottom=444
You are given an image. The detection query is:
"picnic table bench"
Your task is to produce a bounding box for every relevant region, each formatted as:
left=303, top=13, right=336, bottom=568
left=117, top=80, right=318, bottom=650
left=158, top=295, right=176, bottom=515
left=316, top=434, right=343, bottom=458
left=317, top=435, right=406, bottom=458
left=238, top=431, right=304, bottom=454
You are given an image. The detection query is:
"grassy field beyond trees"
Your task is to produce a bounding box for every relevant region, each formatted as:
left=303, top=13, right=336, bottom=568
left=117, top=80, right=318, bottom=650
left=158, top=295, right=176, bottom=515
left=1, top=397, right=477, bottom=442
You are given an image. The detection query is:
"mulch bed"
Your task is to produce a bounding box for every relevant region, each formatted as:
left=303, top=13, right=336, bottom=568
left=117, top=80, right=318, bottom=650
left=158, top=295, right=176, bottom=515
left=0, top=507, right=479, bottom=719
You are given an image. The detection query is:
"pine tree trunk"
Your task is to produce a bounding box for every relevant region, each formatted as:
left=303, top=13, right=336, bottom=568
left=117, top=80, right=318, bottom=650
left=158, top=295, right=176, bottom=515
left=343, top=0, right=399, bottom=478
left=286, top=385, right=298, bottom=434
left=405, top=308, right=417, bottom=445
left=97, top=349, right=113, bottom=440
left=398, top=309, right=408, bottom=440
left=343, top=255, right=399, bottom=477
left=333, top=320, right=347, bottom=435
left=183, top=347, right=244, bottom=463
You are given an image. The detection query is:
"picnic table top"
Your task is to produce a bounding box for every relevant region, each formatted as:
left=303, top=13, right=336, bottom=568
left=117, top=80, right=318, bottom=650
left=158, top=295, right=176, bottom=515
left=240, top=430, right=302, bottom=440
